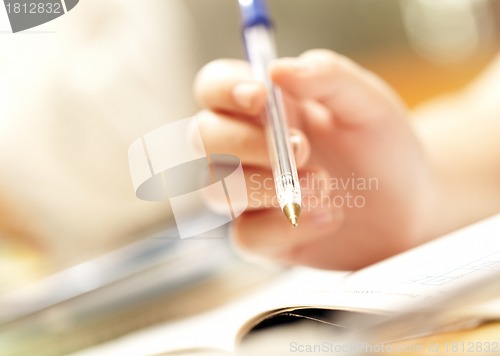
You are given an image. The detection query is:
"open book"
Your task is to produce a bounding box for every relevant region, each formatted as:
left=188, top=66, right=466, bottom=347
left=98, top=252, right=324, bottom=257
left=77, top=214, right=500, bottom=355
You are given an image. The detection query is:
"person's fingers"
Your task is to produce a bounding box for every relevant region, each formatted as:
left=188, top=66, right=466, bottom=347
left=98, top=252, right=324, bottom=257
left=195, top=110, right=310, bottom=168
left=202, top=166, right=274, bottom=213
left=203, top=166, right=327, bottom=212
left=232, top=200, right=343, bottom=264
left=270, top=49, right=406, bottom=128
left=195, top=110, right=267, bottom=167
left=194, top=59, right=267, bottom=117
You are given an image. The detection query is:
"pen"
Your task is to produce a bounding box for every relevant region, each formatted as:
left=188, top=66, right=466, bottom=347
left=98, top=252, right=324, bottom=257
left=238, top=0, right=302, bottom=226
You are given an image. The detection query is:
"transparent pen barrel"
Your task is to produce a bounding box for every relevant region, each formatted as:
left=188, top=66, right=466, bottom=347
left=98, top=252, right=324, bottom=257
left=243, top=25, right=301, bottom=209
left=263, top=89, right=301, bottom=209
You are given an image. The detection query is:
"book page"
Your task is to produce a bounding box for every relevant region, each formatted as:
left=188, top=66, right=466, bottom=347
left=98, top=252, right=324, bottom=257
left=317, top=214, right=500, bottom=313
left=75, top=214, right=500, bottom=355
left=74, top=268, right=349, bottom=355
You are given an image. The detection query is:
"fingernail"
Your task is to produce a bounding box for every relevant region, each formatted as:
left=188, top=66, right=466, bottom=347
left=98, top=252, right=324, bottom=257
left=290, top=133, right=302, bottom=157
left=289, top=131, right=310, bottom=167
left=233, top=82, right=261, bottom=110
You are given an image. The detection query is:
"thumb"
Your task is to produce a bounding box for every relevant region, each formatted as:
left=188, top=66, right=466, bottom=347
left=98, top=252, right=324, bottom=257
left=270, top=49, right=406, bottom=128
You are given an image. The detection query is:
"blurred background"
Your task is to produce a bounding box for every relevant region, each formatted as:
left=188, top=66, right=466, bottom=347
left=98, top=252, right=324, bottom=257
left=0, top=0, right=499, bottom=354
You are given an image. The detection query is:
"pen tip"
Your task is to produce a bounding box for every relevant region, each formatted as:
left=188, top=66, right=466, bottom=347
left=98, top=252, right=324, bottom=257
left=283, top=203, right=301, bottom=227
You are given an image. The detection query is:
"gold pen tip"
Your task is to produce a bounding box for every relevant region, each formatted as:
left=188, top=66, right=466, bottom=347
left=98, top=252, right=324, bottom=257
left=283, top=203, right=301, bottom=227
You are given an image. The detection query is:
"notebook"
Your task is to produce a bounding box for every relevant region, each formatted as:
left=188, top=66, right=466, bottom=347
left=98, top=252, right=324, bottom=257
left=76, top=214, right=500, bottom=355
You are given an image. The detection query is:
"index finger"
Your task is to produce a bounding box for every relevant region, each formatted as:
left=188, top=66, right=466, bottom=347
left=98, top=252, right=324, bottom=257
left=194, top=59, right=267, bottom=117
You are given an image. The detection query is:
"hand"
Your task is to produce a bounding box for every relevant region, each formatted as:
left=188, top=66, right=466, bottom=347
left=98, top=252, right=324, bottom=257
left=194, top=49, right=436, bottom=270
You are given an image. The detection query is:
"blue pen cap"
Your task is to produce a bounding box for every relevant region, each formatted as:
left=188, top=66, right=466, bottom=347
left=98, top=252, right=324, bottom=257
left=238, top=0, right=272, bottom=28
